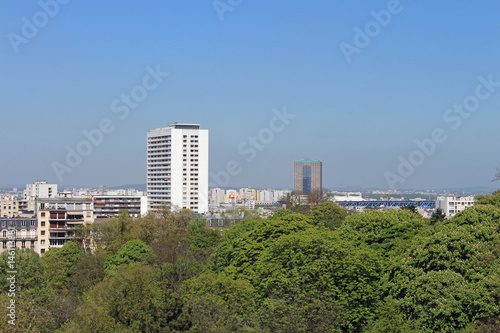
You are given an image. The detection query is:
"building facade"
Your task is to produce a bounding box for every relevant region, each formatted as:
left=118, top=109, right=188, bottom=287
left=37, top=198, right=94, bottom=254
left=1, top=197, right=35, bottom=218
left=293, top=159, right=322, bottom=194
left=92, top=195, right=148, bottom=220
left=24, top=180, right=57, bottom=200
left=436, top=196, right=474, bottom=218
left=0, top=218, right=38, bottom=253
left=147, top=123, right=209, bottom=214
left=210, top=188, right=225, bottom=207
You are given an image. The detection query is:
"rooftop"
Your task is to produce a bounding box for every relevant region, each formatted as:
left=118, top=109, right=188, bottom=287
left=295, top=159, right=321, bottom=162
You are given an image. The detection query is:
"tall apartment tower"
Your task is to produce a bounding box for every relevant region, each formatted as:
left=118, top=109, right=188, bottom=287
left=294, top=159, right=322, bottom=194
left=147, top=123, right=208, bottom=214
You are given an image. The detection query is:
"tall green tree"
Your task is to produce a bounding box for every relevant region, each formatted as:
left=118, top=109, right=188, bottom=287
left=104, top=239, right=157, bottom=274
left=42, top=241, right=84, bottom=295
left=309, top=201, right=348, bottom=230
left=430, top=207, right=446, bottom=225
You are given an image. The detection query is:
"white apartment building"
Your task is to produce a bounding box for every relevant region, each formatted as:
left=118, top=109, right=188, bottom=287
left=24, top=181, right=57, bottom=200
left=259, top=190, right=273, bottom=202
left=436, top=196, right=474, bottom=218
left=273, top=190, right=290, bottom=202
left=210, top=188, right=225, bottom=207
left=147, top=123, right=208, bottom=214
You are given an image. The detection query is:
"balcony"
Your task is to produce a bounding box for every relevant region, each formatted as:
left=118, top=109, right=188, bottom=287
left=0, top=235, right=37, bottom=241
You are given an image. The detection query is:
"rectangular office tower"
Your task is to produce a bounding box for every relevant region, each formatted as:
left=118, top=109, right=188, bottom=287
left=294, top=159, right=322, bottom=194
left=147, top=124, right=208, bottom=214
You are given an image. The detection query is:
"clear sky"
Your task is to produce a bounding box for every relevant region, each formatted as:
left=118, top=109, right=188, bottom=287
left=1, top=1, right=499, bottom=190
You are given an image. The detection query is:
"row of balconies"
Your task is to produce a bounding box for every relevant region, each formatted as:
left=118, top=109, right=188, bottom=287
left=0, top=235, right=37, bottom=241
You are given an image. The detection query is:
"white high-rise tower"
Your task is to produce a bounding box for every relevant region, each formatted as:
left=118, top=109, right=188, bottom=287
left=147, top=123, right=208, bottom=214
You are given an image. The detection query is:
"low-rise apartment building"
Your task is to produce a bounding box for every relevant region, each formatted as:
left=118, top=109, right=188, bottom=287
left=436, top=196, right=474, bottom=218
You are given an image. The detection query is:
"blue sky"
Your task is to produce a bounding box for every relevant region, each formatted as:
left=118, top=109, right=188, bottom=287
left=1, top=1, right=499, bottom=190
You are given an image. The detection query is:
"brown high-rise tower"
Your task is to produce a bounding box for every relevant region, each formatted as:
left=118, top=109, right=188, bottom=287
left=293, top=159, right=322, bottom=194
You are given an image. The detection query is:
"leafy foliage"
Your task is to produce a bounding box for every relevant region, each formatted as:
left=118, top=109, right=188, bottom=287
left=382, top=205, right=500, bottom=332
left=104, top=239, right=157, bottom=274
left=308, top=201, right=348, bottom=230
left=339, top=209, right=428, bottom=256
left=42, top=241, right=84, bottom=295
left=11, top=192, right=500, bottom=332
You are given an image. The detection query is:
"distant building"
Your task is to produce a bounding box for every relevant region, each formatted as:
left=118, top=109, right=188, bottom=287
left=293, top=159, right=322, bottom=194
left=147, top=123, right=209, bottom=214
left=259, top=190, right=273, bottom=202
left=1, top=196, right=35, bottom=218
left=92, top=195, right=148, bottom=220
left=436, top=196, right=474, bottom=218
left=273, top=190, right=290, bottom=202
left=0, top=218, right=38, bottom=253
left=224, top=190, right=239, bottom=204
left=210, top=188, right=225, bottom=207
left=239, top=188, right=258, bottom=201
left=24, top=181, right=57, bottom=200
left=333, top=192, right=364, bottom=202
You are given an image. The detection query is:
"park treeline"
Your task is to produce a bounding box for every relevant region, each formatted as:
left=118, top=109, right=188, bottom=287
left=1, top=192, right=500, bottom=332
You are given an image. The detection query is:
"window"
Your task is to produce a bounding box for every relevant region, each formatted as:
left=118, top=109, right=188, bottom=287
left=41, top=240, right=45, bottom=245
left=21, top=241, right=25, bottom=249
left=21, top=220, right=26, bottom=227
left=41, top=212, right=45, bottom=217
left=2, top=242, right=6, bottom=249
left=2, top=231, right=5, bottom=238
left=41, top=231, right=45, bottom=236
left=41, top=222, right=46, bottom=227
left=41, top=249, right=45, bottom=254
left=30, top=220, right=35, bottom=226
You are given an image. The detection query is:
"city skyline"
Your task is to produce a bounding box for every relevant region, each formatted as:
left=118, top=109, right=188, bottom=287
left=2, top=2, right=500, bottom=190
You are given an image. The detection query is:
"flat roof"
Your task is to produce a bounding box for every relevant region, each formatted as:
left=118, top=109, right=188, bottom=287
left=295, top=159, right=321, bottom=162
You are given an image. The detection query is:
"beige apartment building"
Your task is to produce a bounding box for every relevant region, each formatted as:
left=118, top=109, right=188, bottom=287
left=1, top=197, right=35, bottom=218
left=36, top=198, right=94, bottom=254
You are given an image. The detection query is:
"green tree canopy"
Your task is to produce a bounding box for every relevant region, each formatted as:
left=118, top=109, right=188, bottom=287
left=308, top=201, right=348, bottom=230
left=104, top=239, right=157, bottom=275
left=253, top=228, right=383, bottom=330
left=338, top=209, right=428, bottom=256
left=181, top=273, right=258, bottom=332
left=42, top=241, right=84, bottom=295
left=382, top=205, right=500, bottom=332
left=64, top=264, right=185, bottom=332
left=212, top=213, right=313, bottom=281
